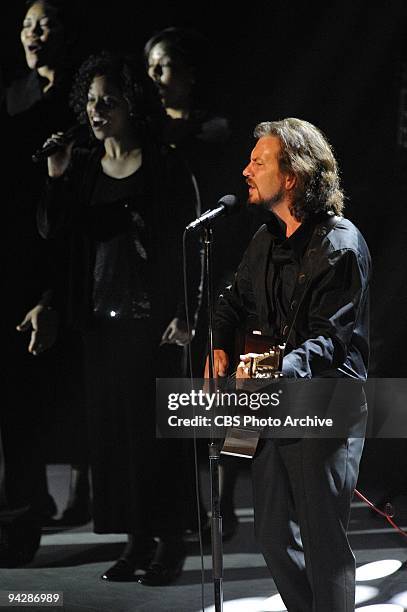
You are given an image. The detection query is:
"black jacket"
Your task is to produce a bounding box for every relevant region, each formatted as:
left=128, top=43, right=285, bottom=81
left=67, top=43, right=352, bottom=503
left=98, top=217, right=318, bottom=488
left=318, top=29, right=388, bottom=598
left=2, top=70, right=74, bottom=322
left=213, top=212, right=371, bottom=380
left=37, top=142, right=202, bottom=335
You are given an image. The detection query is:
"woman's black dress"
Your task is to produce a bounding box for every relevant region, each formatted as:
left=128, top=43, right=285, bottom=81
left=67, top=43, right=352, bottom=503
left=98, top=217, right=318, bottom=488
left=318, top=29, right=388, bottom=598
left=38, top=144, right=202, bottom=535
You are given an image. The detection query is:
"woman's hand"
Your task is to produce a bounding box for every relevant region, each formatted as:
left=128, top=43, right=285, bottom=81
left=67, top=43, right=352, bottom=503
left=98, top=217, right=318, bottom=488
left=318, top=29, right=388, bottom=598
left=45, top=131, right=75, bottom=178
left=16, top=304, right=59, bottom=355
left=160, top=317, right=194, bottom=346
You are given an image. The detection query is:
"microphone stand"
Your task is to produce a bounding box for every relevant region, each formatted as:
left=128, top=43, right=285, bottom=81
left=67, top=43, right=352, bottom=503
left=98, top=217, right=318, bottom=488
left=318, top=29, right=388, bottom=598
left=204, top=226, right=223, bottom=612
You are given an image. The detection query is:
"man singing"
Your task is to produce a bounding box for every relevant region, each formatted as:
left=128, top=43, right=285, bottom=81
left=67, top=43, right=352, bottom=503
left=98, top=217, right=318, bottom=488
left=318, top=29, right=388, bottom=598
left=207, top=118, right=370, bottom=611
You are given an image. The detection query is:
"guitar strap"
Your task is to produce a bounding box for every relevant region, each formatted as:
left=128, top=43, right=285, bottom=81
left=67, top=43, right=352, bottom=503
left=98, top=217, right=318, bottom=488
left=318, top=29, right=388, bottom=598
left=279, top=213, right=342, bottom=350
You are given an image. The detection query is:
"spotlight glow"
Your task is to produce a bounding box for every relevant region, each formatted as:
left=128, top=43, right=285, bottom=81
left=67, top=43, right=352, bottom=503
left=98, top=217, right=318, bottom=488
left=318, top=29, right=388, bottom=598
left=390, top=590, right=407, bottom=606
left=202, top=590, right=404, bottom=612
left=261, top=593, right=287, bottom=611
left=355, top=586, right=379, bottom=605
left=356, top=605, right=404, bottom=611
left=356, top=560, right=402, bottom=581
left=204, top=596, right=288, bottom=612
left=204, top=598, right=267, bottom=612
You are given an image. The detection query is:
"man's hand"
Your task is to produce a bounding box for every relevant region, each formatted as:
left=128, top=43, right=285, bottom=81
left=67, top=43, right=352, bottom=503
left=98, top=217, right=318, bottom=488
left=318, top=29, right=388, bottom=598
left=236, top=353, right=262, bottom=379
left=204, top=349, right=229, bottom=378
left=16, top=304, right=59, bottom=355
left=160, top=317, right=194, bottom=347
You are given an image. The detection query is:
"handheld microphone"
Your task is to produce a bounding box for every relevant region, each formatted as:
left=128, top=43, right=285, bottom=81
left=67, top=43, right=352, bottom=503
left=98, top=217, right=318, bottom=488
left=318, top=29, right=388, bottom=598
left=186, top=194, right=239, bottom=232
left=32, top=124, right=85, bottom=163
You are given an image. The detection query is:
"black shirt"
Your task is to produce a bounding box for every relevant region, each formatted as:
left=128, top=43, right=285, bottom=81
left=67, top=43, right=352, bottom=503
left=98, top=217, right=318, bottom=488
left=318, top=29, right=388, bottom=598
left=90, top=168, right=152, bottom=320
left=265, top=213, right=315, bottom=342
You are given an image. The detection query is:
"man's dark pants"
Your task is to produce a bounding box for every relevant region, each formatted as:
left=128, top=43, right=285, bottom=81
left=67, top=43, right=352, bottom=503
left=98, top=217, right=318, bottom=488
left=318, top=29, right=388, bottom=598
left=252, top=436, right=365, bottom=612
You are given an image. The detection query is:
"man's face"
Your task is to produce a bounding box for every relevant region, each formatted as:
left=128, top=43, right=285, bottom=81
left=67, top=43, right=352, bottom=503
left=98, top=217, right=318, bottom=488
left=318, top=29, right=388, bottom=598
left=242, top=136, right=290, bottom=210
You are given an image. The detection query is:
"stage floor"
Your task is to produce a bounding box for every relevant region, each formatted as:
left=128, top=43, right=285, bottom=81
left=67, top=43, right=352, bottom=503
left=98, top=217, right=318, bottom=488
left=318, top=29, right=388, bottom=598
left=1, top=463, right=406, bottom=612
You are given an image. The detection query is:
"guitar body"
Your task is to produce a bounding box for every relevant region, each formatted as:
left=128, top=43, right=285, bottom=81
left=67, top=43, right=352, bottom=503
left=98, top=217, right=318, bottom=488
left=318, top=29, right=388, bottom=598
left=236, top=329, right=278, bottom=355
left=221, top=330, right=285, bottom=459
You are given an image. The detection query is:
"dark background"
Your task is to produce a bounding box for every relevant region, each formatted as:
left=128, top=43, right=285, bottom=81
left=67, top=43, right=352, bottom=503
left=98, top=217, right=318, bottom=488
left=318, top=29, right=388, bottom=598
left=2, top=1, right=407, bottom=486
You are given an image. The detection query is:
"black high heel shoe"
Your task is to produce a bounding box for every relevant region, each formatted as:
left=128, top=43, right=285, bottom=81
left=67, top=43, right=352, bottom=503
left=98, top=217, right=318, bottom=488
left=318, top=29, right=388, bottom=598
left=101, top=536, right=156, bottom=581
left=137, top=539, right=186, bottom=586
left=101, top=558, right=142, bottom=581
left=0, top=521, right=41, bottom=568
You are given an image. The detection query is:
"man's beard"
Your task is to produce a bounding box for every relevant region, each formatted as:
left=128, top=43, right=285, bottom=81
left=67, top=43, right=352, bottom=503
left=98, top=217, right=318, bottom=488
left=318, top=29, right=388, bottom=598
left=257, top=186, right=286, bottom=212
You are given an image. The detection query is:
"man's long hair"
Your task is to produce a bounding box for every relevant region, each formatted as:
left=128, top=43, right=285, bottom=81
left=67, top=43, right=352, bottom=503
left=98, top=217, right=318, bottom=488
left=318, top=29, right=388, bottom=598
left=254, top=118, right=344, bottom=221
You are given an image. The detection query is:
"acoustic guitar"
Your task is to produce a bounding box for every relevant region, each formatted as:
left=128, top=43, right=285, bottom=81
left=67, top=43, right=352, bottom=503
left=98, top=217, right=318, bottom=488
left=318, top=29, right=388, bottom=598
left=220, top=331, right=285, bottom=459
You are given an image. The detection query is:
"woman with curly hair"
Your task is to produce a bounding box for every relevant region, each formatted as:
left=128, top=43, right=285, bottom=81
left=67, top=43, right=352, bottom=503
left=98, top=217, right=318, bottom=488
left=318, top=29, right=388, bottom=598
left=37, top=51, right=201, bottom=585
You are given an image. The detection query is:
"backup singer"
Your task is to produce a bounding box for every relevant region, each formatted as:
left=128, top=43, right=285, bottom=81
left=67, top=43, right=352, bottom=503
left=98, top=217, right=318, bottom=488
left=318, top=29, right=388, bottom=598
left=37, top=51, right=202, bottom=585
left=0, top=0, right=78, bottom=567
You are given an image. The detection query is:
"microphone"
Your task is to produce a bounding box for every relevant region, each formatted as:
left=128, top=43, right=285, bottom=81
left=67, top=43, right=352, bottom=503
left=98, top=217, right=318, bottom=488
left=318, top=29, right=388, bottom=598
left=186, top=194, right=239, bottom=232
left=32, top=124, right=85, bottom=163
